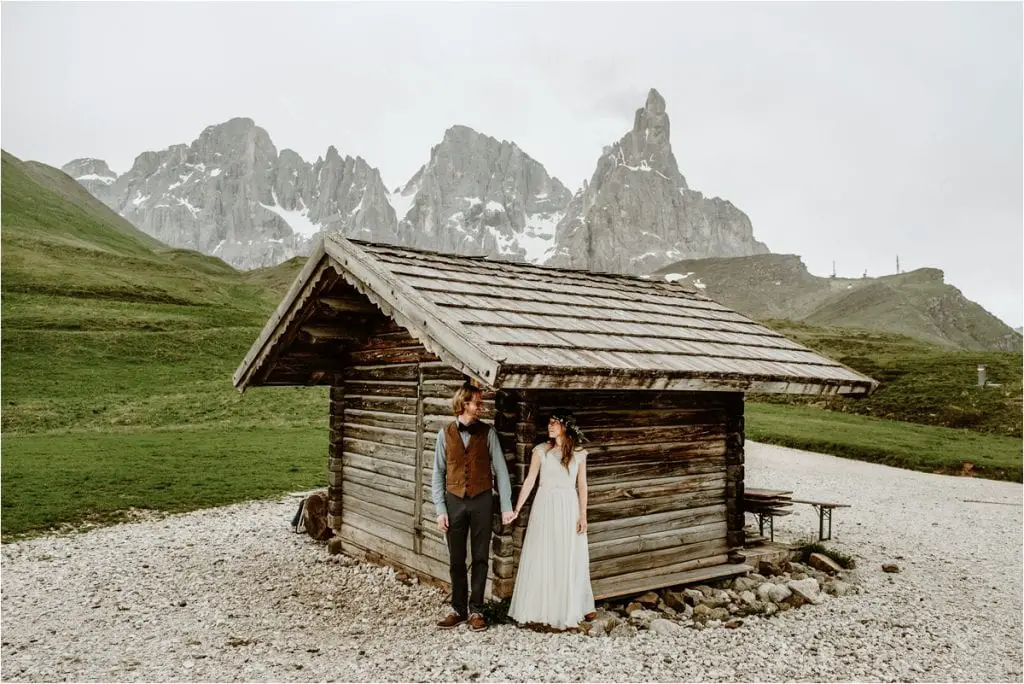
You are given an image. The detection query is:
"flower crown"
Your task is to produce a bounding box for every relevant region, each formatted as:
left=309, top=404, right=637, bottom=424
left=550, top=410, right=586, bottom=443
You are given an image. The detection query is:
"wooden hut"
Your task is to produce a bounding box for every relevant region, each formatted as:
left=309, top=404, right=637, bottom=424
left=233, top=234, right=877, bottom=600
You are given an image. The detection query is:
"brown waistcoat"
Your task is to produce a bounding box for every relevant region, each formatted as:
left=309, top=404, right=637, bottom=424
left=444, top=420, right=493, bottom=498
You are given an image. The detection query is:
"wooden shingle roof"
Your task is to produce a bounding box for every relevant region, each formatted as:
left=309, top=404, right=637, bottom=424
left=233, top=234, right=878, bottom=395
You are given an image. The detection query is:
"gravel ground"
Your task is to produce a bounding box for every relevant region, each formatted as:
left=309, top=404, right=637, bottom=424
left=2, top=441, right=1022, bottom=682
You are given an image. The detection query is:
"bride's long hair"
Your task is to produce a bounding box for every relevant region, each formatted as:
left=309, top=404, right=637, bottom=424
left=548, top=432, right=577, bottom=471
left=547, top=409, right=583, bottom=470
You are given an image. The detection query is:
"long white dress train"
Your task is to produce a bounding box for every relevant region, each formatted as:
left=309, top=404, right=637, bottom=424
left=508, top=445, right=596, bottom=628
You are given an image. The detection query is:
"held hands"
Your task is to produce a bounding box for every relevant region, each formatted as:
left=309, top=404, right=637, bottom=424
left=437, top=514, right=449, bottom=532
left=501, top=510, right=517, bottom=525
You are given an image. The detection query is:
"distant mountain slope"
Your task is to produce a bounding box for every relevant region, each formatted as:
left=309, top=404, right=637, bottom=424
left=2, top=150, right=276, bottom=317
left=4, top=151, right=163, bottom=257
left=652, top=254, right=1022, bottom=352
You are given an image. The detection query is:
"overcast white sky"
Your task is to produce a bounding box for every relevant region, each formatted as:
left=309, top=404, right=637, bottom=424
left=3, top=1, right=1021, bottom=327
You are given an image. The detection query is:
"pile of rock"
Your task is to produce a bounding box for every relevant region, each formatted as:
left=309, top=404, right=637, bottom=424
left=581, top=554, right=860, bottom=638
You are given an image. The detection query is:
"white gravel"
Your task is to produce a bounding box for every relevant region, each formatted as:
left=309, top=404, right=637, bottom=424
left=2, top=441, right=1021, bottom=682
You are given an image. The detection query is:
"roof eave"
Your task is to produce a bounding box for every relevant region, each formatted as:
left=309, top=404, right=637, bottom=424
left=494, top=365, right=878, bottom=396
left=323, top=234, right=504, bottom=388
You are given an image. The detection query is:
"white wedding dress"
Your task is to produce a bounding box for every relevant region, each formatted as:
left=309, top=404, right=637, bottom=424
left=508, top=444, right=596, bottom=628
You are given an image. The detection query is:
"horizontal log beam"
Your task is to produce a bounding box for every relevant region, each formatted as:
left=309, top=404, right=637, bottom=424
left=320, top=296, right=380, bottom=314
left=589, top=538, right=730, bottom=580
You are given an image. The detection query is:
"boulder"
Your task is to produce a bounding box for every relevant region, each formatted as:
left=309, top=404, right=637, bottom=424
left=809, top=553, right=844, bottom=575
left=649, top=619, right=683, bottom=636
left=636, top=591, right=660, bottom=606
left=756, top=582, right=792, bottom=604
left=692, top=604, right=713, bottom=622
left=628, top=609, right=662, bottom=628
left=732, top=576, right=760, bottom=593
left=787, top=578, right=824, bottom=605
left=662, top=591, right=687, bottom=611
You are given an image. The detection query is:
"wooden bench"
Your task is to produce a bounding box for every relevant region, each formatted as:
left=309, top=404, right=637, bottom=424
left=743, top=489, right=794, bottom=542
left=790, top=499, right=851, bottom=541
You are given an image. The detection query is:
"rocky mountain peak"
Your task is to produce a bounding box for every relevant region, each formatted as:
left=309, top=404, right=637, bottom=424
left=602, top=86, right=686, bottom=189
left=394, top=124, right=572, bottom=263
left=62, top=158, right=118, bottom=191
left=545, top=87, right=768, bottom=273
left=63, top=117, right=395, bottom=270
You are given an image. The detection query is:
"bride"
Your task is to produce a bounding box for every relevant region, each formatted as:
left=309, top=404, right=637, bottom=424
left=507, top=409, right=596, bottom=629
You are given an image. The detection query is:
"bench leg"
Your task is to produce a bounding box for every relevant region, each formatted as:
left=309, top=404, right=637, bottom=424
left=811, top=505, right=834, bottom=541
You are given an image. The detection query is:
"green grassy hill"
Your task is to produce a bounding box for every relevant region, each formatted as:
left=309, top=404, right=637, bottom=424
left=753, top=320, right=1022, bottom=438
left=651, top=254, right=1022, bottom=352
left=2, top=152, right=328, bottom=537
left=1, top=152, right=1020, bottom=539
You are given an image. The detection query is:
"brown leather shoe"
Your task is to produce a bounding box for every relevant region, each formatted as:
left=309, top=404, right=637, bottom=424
left=468, top=612, right=487, bottom=631
left=436, top=612, right=468, bottom=629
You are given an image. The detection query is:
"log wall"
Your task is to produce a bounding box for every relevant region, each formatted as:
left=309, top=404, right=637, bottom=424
left=328, top=337, right=746, bottom=601
left=508, top=390, right=745, bottom=599
left=330, top=320, right=514, bottom=597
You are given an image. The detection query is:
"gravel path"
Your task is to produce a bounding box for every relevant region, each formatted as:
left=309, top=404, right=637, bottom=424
left=3, top=442, right=1021, bottom=682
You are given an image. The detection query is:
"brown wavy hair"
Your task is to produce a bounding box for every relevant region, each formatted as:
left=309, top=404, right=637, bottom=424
left=548, top=433, right=577, bottom=470
left=547, top=410, right=580, bottom=470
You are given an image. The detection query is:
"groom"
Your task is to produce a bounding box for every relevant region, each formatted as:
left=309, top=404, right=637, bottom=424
left=431, top=382, right=514, bottom=632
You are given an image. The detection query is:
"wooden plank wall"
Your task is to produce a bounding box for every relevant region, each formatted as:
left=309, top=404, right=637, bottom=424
left=329, top=320, right=517, bottom=597
left=329, top=336, right=745, bottom=602
left=508, top=390, right=742, bottom=599
left=332, top=321, right=450, bottom=582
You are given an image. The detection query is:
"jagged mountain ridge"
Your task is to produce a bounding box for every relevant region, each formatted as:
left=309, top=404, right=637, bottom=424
left=63, top=118, right=398, bottom=270
left=393, top=125, right=572, bottom=263
left=64, top=89, right=770, bottom=272
left=546, top=89, right=769, bottom=273
left=651, top=254, right=1023, bottom=352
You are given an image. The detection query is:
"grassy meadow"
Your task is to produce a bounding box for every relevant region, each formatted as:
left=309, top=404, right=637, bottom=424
left=1, top=150, right=1020, bottom=540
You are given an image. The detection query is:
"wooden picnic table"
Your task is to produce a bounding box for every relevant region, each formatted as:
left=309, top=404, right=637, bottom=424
left=742, top=488, right=794, bottom=542
left=743, top=489, right=851, bottom=542
left=790, top=499, right=851, bottom=541
left=744, top=488, right=794, bottom=498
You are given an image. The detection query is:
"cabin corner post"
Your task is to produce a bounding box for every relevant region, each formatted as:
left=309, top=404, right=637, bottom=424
left=328, top=381, right=345, bottom=533
left=489, top=389, right=524, bottom=599
left=412, top=364, right=425, bottom=554
left=724, top=392, right=745, bottom=550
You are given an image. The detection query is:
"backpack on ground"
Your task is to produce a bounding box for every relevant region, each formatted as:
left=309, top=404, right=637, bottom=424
left=291, top=491, right=333, bottom=541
